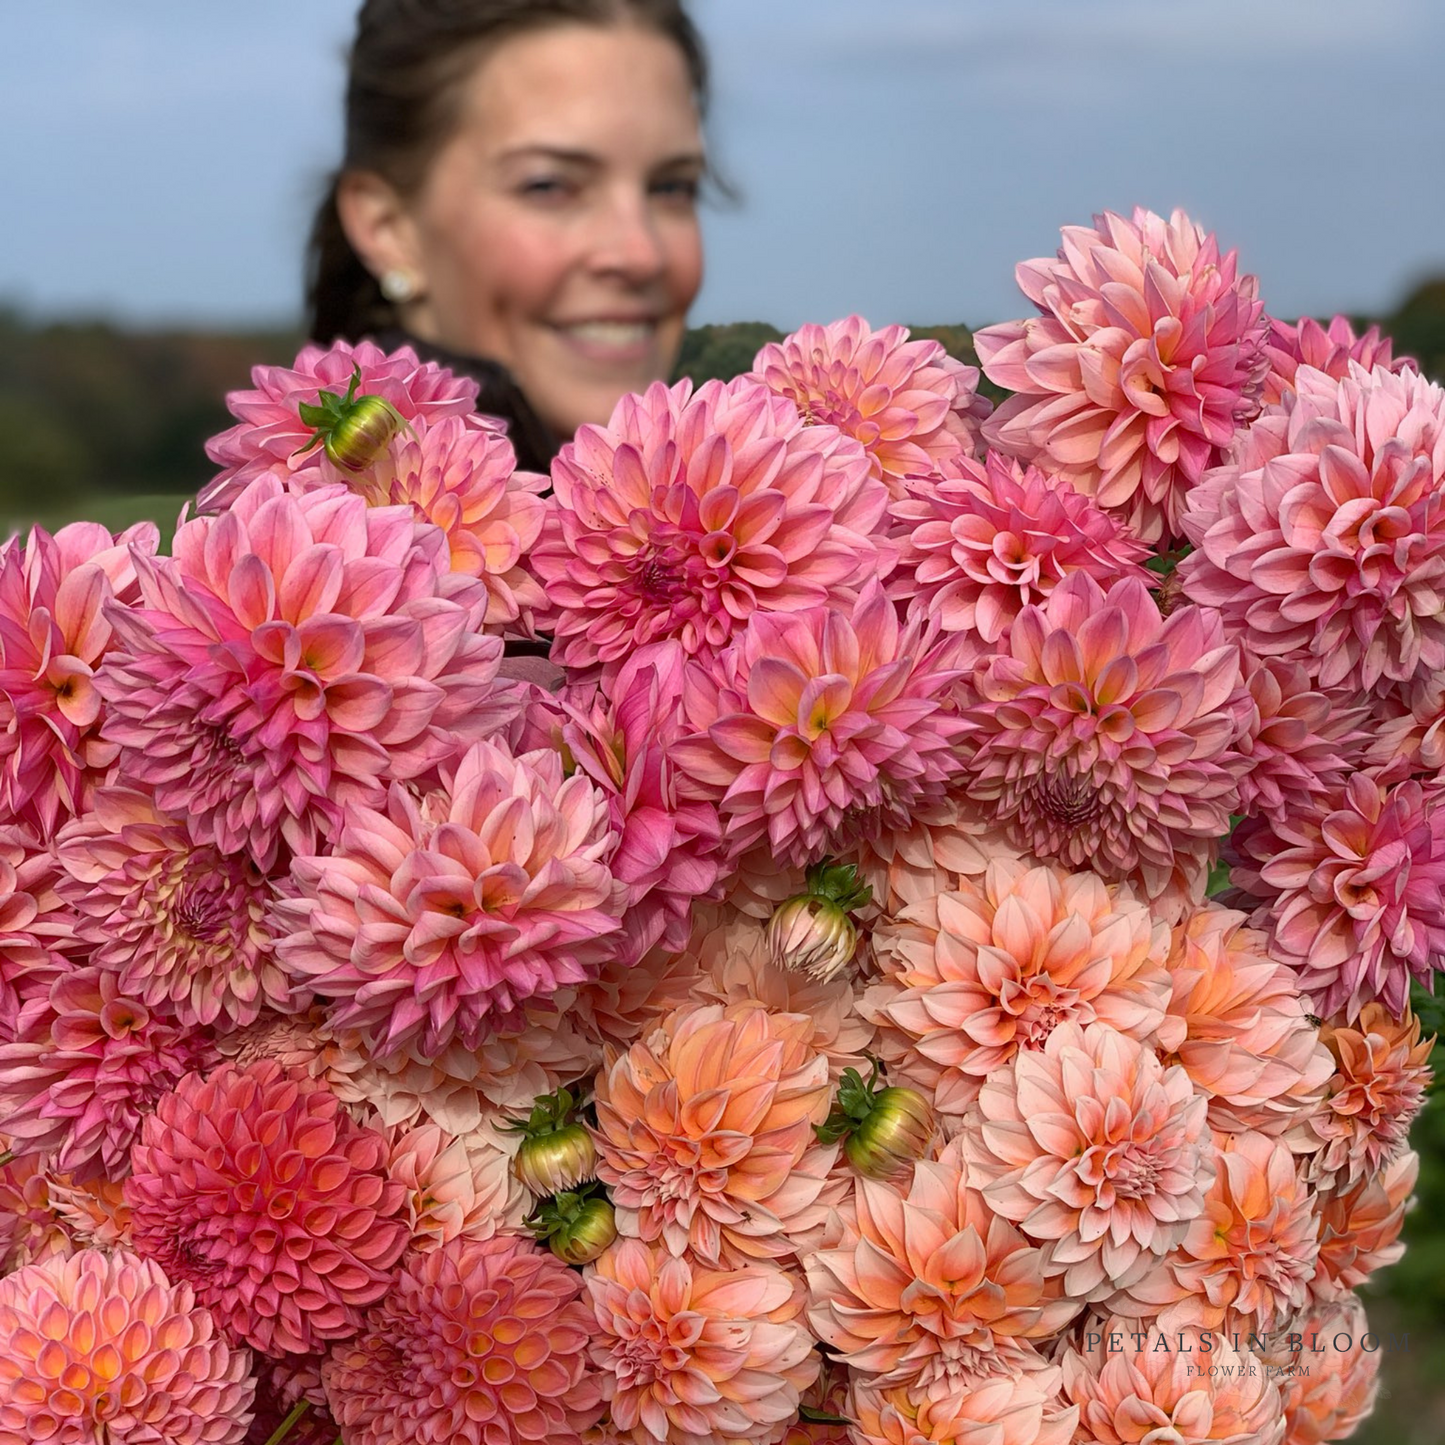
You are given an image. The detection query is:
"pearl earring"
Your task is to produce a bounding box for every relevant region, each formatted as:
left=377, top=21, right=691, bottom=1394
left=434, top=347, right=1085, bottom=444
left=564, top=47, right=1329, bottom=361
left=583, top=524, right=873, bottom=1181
left=380, top=269, right=419, bottom=304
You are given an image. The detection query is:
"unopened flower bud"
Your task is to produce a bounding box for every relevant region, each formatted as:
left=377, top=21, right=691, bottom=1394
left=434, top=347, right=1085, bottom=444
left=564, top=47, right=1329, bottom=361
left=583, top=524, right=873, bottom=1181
left=548, top=1196, right=618, bottom=1265
left=768, top=894, right=858, bottom=982
left=514, top=1123, right=597, bottom=1197
left=843, top=1086, right=934, bottom=1181
left=293, top=363, right=413, bottom=475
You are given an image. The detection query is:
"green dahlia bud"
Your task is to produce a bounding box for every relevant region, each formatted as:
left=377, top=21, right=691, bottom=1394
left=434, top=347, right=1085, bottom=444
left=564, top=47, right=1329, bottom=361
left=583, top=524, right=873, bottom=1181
left=817, top=1062, right=934, bottom=1182
left=767, top=859, right=872, bottom=983
left=504, top=1087, right=598, bottom=1197
left=293, top=364, right=413, bottom=474
left=528, top=1187, right=618, bottom=1266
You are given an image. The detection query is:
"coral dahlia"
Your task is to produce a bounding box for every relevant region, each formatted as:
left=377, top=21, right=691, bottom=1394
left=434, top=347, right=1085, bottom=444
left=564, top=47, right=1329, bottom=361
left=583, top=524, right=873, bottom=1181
left=0, top=520, right=157, bottom=834
left=585, top=1237, right=817, bottom=1445
left=850, top=1369, right=1079, bottom=1445
left=868, top=859, right=1171, bottom=1121
left=964, top=1020, right=1212, bottom=1300
left=671, top=582, right=966, bottom=867
left=592, top=1000, right=836, bottom=1265
left=275, top=738, right=626, bottom=1058
left=1180, top=362, right=1445, bottom=693
left=1265, top=1297, right=1380, bottom=1445
left=96, top=474, right=506, bottom=869
left=0, top=1248, right=255, bottom=1445
left=125, top=1059, right=410, bottom=1356
left=1311, top=1150, right=1416, bottom=1300
left=975, top=207, right=1268, bottom=543
left=324, top=1233, right=602, bottom=1445
left=532, top=375, right=890, bottom=668
left=955, top=573, right=1250, bottom=905
left=749, top=315, right=989, bottom=495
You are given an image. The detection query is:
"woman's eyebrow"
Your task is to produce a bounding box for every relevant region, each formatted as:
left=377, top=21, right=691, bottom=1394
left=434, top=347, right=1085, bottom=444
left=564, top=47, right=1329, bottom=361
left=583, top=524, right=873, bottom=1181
left=496, top=144, right=706, bottom=169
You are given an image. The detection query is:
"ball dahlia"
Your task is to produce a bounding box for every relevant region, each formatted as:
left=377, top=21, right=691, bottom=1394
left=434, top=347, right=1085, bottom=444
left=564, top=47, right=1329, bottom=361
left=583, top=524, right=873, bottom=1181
left=1157, top=904, right=1332, bottom=1140
left=670, top=582, right=966, bottom=867
left=96, top=474, right=507, bottom=870
left=199, top=336, right=482, bottom=508
left=868, top=859, right=1171, bottom=1121
left=323, top=1233, right=602, bottom=1445
left=1260, top=313, right=1410, bottom=407
left=125, top=1059, right=410, bottom=1356
left=1233, top=770, right=1445, bottom=1019
left=888, top=452, right=1152, bottom=643
left=57, top=785, right=287, bottom=1029
left=963, top=1020, right=1213, bottom=1301
left=0, top=519, right=157, bottom=834
left=955, top=573, right=1250, bottom=905
left=975, top=206, right=1268, bottom=543
left=592, top=1000, right=836, bottom=1266
left=748, top=314, right=989, bottom=495
left=274, top=738, right=626, bottom=1058
left=849, top=1369, right=1079, bottom=1445
left=806, top=1136, right=1079, bottom=1388
left=532, top=375, right=891, bottom=669
left=1180, top=361, right=1445, bottom=693
left=0, top=966, right=212, bottom=1181
left=0, top=1247, right=255, bottom=1445
left=585, top=1237, right=817, bottom=1445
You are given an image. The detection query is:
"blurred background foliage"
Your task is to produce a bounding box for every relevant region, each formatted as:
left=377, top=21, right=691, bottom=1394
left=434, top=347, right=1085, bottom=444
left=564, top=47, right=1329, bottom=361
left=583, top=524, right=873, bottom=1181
left=2, top=286, right=1444, bottom=1438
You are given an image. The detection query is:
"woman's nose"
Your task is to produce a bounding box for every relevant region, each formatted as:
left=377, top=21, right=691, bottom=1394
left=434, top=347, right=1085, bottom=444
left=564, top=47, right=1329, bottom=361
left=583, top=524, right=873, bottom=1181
left=590, top=191, right=667, bottom=283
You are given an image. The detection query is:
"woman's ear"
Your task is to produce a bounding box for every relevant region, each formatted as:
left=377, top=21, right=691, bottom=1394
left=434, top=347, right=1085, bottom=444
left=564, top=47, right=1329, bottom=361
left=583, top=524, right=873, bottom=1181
left=335, top=169, right=426, bottom=299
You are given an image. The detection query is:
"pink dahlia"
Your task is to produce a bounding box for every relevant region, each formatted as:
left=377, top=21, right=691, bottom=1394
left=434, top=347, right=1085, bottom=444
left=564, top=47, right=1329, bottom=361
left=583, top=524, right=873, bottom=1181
left=532, top=375, right=891, bottom=668
left=806, top=1136, right=1079, bottom=1388
left=275, top=738, right=625, bottom=1057
left=1301, top=1002, right=1432, bottom=1190
left=125, top=1059, right=410, bottom=1356
left=97, top=474, right=506, bottom=869
left=0, top=967, right=212, bottom=1181
left=324, top=1233, right=601, bottom=1445
left=1233, top=770, right=1445, bottom=1018
left=199, top=336, right=482, bottom=508
left=868, top=859, right=1170, bottom=1121
left=850, top=1369, right=1078, bottom=1445
left=0, top=824, right=71, bottom=1043
left=1060, top=1315, right=1286, bottom=1445
left=1260, top=313, right=1411, bottom=407
left=1157, top=904, right=1331, bottom=1140
left=592, top=1000, right=836, bottom=1266
left=1180, top=362, right=1445, bottom=693
left=1311, top=1150, right=1416, bottom=1300
left=562, top=642, right=723, bottom=961
left=1233, top=654, right=1367, bottom=822
left=963, top=1020, right=1213, bottom=1301
left=749, top=315, right=989, bottom=495
left=358, top=414, right=548, bottom=628
left=888, top=452, right=1152, bottom=643
left=57, top=786, right=287, bottom=1029
left=0, top=1153, right=71, bottom=1272
left=585, top=1237, right=817, bottom=1445
left=0, top=1248, right=255, bottom=1445
left=975, top=207, right=1268, bottom=543
left=1367, top=669, right=1445, bottom=776
left=1122, top=1130, right=1318, bottom=1334
left=671, top=583, right=966, bottom=867
left=0, top=519, right=157, bottom=833
left=955, top=573, right=1250, bottom=904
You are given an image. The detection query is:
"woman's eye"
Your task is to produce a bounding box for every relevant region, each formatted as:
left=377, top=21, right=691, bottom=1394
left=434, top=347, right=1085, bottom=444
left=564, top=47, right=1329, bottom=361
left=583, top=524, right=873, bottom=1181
left=652, top=177, right=700, bottom=202
left=519, top=176, right=575, bottom=200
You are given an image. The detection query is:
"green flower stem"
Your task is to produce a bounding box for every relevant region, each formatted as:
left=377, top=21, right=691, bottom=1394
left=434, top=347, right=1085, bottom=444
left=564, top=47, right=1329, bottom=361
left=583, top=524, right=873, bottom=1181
left=262, top=1400, right=310, bottom=1445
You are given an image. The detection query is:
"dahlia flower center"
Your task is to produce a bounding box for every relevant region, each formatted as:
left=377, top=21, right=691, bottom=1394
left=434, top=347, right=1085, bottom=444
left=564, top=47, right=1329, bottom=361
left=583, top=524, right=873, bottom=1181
left=1000, top=975, right=1084, bottom=1046
left=1032, top=773, right=1103, bottom=826
left=634, top=546, right=690, bottom=603
left=611, top=1316, right=674, bottom=1388
left=171, top=876, right=234, bottom=942
left=1076, top=1139, right=1162, bottom=1201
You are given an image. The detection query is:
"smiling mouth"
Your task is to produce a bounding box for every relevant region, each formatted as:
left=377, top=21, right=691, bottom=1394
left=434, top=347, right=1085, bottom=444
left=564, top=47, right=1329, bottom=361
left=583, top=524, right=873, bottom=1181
left=555, top=320, right=658, bottom=348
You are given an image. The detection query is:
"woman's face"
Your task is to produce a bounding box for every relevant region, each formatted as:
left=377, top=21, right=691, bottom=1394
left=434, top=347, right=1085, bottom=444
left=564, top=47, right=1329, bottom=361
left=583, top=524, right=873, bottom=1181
left=398, top=23, right=705, bottom=437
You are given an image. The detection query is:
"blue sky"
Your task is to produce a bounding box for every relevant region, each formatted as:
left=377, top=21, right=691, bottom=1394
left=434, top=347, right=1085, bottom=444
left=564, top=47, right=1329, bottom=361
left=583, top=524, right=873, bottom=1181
left=4, top=0, right=1443, bottom=332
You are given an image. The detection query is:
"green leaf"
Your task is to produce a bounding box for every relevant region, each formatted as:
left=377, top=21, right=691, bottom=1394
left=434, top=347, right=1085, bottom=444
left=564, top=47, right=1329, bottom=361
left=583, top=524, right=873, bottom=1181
left=798, top=1406, right=854, bottom=1427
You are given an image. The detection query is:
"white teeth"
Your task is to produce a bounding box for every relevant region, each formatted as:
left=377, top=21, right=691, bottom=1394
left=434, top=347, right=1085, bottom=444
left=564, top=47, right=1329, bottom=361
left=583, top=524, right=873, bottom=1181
left=563, top=322, right=654, bottom=345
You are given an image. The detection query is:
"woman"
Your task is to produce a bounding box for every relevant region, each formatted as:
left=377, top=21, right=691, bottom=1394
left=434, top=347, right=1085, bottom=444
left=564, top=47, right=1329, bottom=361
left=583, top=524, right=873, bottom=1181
left=308, top=0, right=711, bottom=473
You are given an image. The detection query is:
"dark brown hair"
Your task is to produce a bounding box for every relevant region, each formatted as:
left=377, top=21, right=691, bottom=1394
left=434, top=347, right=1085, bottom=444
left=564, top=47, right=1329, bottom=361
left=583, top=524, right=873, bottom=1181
left=306, top=0, right=711, bottom=344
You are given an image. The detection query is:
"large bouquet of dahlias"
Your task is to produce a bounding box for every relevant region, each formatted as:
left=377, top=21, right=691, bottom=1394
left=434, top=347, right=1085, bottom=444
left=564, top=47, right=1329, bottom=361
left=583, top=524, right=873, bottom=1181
left=0, top=208, right=1437, bottom=1445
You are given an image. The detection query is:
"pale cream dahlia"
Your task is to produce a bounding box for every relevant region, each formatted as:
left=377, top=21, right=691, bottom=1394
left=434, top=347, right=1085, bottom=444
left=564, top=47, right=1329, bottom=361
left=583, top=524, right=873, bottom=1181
left=533, top=375, right=891, bottom=668
left=888, top=452, right=1152, bottom=642
left=592, top=1000, right=837, bottom=1265
left=1302, top=1003, right=1432, bottom=1191
left=1180, top=362, right=1445, bottom=694
left=57, top=785, right=288, bottom=1029
left=963, top=1020, right=1213, bottom=1300
left=0, top=1248, right=255, bottom=1445
left=1262, top=1297, right=1380, bottom=1445
left=975, top=207, right=1268, bottom=543
left=585, top=1237, right=818, bottom=1445
left=1122, top=1130, right=1319, bottom=1333
left=1261, top=313, right=1411, bottom=407
left=868, top=860, right=1170, bottom=1120
left=849, top=1369, right=1078, bottom=1445
left=955, top=573, right=1250, bottom=907
left=1060, top=1314, right=1286, bottom=1445
left=806, top=1136, right=1079, bottom=1388
left=1311, top=1151, right=1416, bottom=1301
left=382, top=1118, right=505, bottom=1250
left=1157, top=904, right=1332, bottom=1140
left=749, top=315, right=989, bottom=495
left=671, top=583, right=967, bottom=867
left=324, top=1233, right=603, bottom=1445
left=274, top=739, right=627, bottom=1058
left=125, top=1059, right=410, bottom=1356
